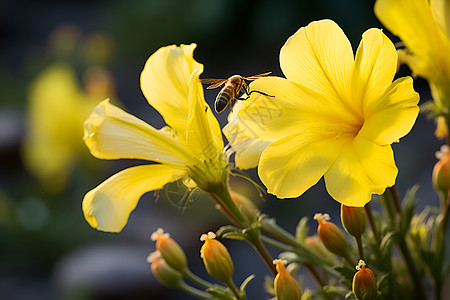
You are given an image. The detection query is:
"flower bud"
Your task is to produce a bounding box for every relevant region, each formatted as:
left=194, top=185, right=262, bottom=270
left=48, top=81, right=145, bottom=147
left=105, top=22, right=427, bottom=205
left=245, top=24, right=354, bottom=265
left=341, top=204, right=366, bottom=238
left=273, top=259, right=302, bottom=300
left=435, top=117, right=448, bottom=140
left=305, top=235, right=336, bottom=265
left=200, top=232, right=234, bottom=283
left=151, top=228, right=187, bottom=272
left=314, top=213, right=350, bottom=259
left=230, top=190, right=259, bottom=221
left=147, top=251, right=183, bottom=288
left=432, top=145, right=450, bottom=198
left=352, top=260, right=377, bottom=300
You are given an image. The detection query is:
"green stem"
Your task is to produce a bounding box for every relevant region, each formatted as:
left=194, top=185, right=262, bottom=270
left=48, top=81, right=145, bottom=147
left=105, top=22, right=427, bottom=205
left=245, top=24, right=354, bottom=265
left=183, top=269, right=212, bottom=289
left=260, top=218, right=344, bottom=268
left=260, top=234, right=340, bottom=278
left=246, top=229, right=277, bottom=276
left=225, top=279, right=244, bottom=300
left=355, top=236, right=364, bottom=260
left=179, top=281, right=213, bottom=299
left=384, top=186, right=426, bottom=300
left=208, top=181, right=276, bottom=275
left=365, top=203, right=381, bottom=247
left=260, top=219, right=312, bottom=254
left=397, top=238, right=426, bottom=299
left=305, top=265, right=335, bottom=300
left=208, top=182, right=248, bottom=228
left=305, top=264, right=327, bottom=288
left=387, top=186, right=402, bottom=215
left=381, top=193, right=395, bottom=225
left=441, top=192, right=450, bottom=232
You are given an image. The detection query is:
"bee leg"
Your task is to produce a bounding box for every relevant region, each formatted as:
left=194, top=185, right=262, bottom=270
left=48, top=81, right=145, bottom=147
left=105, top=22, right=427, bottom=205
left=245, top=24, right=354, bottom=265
left=230, top=98, right=237, bottom=112
left=247, top=90, right=275, bottom=97
left=235, top=96, right=248, bottom=101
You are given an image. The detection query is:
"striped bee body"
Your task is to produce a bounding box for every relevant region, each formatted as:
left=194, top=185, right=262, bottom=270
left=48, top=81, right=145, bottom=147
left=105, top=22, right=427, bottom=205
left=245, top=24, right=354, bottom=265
left=214, top=75, right=244, bottom=113
left=200, top=72, right=273, bottom=113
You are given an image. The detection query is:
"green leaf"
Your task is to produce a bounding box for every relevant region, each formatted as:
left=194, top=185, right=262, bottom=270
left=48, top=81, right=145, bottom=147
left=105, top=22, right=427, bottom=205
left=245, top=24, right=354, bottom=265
left=295, top=216, right=310, bottom=242
left=335, top=264, right=355, bottom=282
left=239, top=274, right=255, bottom=295
left=263, top=274, right=274, bottom=296
left=322, top=285, right=351, bottom=298
left=398, top=186, right=418, bottom=237
left=207, top=285, right=236, bottom=300
left=216, top=225, right=240, bottom=237
left=380, top=231, right=396, bottom=256
left=215, top=226, right=248, bottom=241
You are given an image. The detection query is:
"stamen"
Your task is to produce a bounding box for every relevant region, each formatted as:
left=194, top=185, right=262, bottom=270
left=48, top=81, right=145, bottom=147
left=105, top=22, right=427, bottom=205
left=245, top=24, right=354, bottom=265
left=151, top=228, right=170, bottom=241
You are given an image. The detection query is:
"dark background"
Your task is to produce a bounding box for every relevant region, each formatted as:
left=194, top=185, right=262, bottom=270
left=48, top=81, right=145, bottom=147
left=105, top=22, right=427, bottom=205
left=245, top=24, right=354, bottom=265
left=0, top=0, right=441, bottom=299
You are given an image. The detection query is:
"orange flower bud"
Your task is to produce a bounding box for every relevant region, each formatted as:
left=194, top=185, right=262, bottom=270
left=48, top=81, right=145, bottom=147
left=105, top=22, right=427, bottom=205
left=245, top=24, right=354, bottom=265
left=432, top=145, right=450, bottom=198
left=305, top=235, right=336, bottom=265
left=273, top=259, right=302, bottom=300
left=200, top=232, right=234, bottom=283
left=147, top=251, right=183, bottom=288
left=341, top=204, right=366, bottom=238
left=314, top=213, right=350, bottom=259
left=352, top=260, right=377, bottom=300
left=151, top=228, right=187, bottom=272
left=230, top=190, right=259, bottom=221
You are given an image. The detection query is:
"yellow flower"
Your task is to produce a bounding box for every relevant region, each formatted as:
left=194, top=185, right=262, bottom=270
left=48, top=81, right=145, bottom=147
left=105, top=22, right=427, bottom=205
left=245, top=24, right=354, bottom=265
left=23, top=63, right=102, bottom=192
left=82, top=44, right=227, bottom=232
left=223, top=101, right=271, bottom=169
left=375, top=0, right=450, bottom=119
left=237, top=19, right=419, bottom=206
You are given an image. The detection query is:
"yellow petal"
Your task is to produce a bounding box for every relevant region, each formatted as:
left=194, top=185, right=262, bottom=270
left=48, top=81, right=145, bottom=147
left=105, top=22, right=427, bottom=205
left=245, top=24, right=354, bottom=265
left=280, top=19, right=353, bottom=104
left=84, top=99, right=195, bottom=166
left=324, top=136, right=397, bottom=206
left=238, top=76, right=356, bottom=142
left=186, top=69, right=223, bottom=159
left=375, top=0, right=450, bottom=78
left=140, top=44, right=203, bottom=137
left=83, top=164, right=186, bottom=232
left=351, top=28, right=397, bottom=111
left=223, top=115, right=270, bottom=169
left=359, top=77, right=419, bottom=145
left=258, top=133, right=343, bottom=199
left=431, top=0, right=450, bottom=38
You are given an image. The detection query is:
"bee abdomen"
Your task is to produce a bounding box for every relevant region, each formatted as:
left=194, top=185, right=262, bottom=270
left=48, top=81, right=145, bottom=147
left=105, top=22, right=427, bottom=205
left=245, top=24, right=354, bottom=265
left=215, top=85, right=235, bottom=113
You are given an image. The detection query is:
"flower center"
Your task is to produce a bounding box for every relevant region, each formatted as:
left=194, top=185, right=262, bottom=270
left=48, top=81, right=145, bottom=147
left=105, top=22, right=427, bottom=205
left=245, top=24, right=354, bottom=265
left=188, top=152, right=229, bottom=191
left=325, top=119, right=364, bottom=142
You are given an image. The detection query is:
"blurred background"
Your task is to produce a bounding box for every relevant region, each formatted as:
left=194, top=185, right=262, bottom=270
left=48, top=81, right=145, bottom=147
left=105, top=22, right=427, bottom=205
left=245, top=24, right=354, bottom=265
left=0, top=0, right=441, bottom=299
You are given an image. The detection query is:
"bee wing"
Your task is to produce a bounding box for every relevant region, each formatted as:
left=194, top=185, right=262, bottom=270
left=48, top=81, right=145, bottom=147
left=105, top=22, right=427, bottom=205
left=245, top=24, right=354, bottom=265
left=199, top=78, right=228, bottom=89
left=243, top=72, right=272, bottom=81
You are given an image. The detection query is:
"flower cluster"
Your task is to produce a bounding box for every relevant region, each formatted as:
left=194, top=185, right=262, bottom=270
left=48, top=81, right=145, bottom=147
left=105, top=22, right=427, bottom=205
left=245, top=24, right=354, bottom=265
left=80, top=7, right=450, bottom=300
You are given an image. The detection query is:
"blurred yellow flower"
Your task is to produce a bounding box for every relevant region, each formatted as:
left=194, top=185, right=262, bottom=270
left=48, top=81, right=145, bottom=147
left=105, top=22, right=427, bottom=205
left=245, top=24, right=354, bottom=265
left=375, top=0, right=450, bottom=124
left=82, top=44, right=228, bottom=232
left=237, top=20, right=419, bottom=206
left=23, top=63, right=105, bottom=192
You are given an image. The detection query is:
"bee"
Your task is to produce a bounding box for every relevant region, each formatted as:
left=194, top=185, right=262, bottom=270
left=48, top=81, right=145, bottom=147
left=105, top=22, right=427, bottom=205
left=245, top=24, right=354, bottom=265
left=200, top=72, right=273, bottom=113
